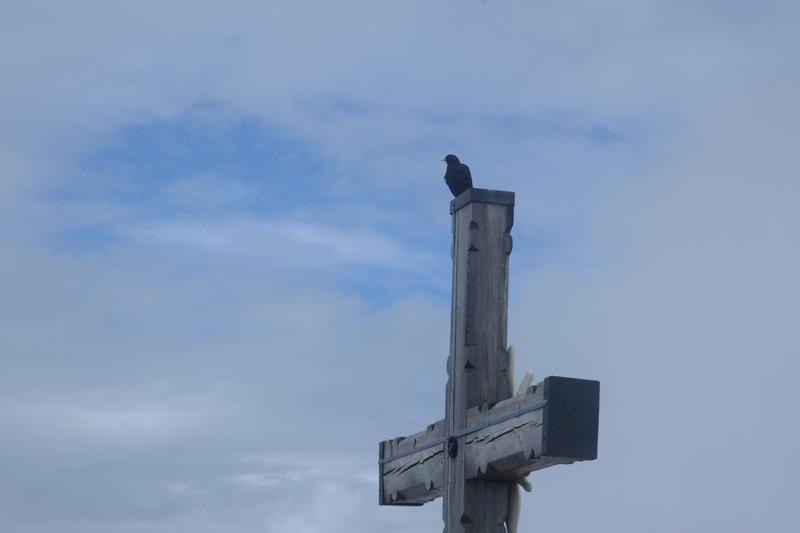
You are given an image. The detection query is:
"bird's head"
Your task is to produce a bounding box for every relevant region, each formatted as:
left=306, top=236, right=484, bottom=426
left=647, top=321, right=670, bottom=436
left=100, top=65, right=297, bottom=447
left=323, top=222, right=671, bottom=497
left=442, top=154, right=460, bottom=165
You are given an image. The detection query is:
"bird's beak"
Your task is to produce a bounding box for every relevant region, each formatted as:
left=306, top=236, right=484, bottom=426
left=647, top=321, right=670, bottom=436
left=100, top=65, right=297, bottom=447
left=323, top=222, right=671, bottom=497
left=441, top=158, right=446, bottom=161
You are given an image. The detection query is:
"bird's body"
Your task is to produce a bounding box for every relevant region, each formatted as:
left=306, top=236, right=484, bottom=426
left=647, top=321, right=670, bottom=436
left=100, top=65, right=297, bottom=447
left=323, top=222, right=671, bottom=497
left=443, top=154, right=473, bottom=197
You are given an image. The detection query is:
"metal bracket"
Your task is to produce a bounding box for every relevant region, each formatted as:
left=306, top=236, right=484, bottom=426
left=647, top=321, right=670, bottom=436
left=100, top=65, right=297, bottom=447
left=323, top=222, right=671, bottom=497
left=447, top=436, right=458, bottom=458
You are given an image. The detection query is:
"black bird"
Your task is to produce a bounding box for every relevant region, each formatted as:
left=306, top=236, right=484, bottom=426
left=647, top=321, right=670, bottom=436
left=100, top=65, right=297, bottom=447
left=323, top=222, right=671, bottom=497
left=442, top=154, right=473, bottom=197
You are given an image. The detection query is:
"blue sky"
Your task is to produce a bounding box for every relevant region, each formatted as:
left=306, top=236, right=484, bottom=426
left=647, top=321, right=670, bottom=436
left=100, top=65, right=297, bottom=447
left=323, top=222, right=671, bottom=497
left=1, top=2, right=799, bottom=532
left=47, top=100, right=635, bottom=303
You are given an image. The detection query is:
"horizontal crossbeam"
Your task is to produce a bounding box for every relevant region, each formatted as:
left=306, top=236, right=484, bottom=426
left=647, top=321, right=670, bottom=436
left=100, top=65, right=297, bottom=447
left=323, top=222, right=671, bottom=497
left=379, top=376, right=599, bottom=506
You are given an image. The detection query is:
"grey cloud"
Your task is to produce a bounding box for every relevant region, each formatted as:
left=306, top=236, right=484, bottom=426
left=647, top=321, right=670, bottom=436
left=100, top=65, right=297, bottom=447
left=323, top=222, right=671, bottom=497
left=2, top=1, right=800, bottom=532
left=120, top=217, right=437, bottom=272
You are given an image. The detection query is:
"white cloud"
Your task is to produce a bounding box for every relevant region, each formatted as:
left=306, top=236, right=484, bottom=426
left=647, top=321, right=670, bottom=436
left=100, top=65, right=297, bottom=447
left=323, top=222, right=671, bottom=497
left=1, top=1, right=799, bottom=532
left=120, top=217, right=435, bottom=271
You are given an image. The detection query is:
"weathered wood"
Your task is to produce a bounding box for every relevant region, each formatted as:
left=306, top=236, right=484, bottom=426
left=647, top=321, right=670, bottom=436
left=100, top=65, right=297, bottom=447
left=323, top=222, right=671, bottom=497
left=379, top=376, right=600, bottom=506
left=380, top=419, right=446, bottom=506
left=445, top=189, right=515, bottom=532
left=377, top=188, right=600, bottom=531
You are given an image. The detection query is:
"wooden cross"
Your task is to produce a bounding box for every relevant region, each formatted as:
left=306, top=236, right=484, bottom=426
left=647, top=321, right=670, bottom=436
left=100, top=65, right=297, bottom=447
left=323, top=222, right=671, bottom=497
left=379, top=189, right=600, bottom=532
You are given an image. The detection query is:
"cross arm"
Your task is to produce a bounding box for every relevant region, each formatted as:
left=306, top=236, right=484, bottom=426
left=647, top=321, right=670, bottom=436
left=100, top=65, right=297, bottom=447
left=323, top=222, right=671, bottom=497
left=378, top=376, right=600, bottom=506
left=379, top=418, right=447, bottom=506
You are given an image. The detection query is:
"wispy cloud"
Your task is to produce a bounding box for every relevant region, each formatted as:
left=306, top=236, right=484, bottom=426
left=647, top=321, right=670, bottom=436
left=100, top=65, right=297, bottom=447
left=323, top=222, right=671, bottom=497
left=121, top=217, right=435, bottom=272
left=1, top=1, right=799, bottom=533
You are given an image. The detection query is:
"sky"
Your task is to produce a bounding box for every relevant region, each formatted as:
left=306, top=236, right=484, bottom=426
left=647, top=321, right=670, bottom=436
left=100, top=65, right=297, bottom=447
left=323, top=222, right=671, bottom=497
left=1, top=1, right=799, bottom=532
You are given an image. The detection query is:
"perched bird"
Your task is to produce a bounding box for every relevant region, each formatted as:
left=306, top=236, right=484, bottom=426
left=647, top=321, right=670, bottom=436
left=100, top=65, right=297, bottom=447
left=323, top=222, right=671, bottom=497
left=442, top=154, right=473, bottom=197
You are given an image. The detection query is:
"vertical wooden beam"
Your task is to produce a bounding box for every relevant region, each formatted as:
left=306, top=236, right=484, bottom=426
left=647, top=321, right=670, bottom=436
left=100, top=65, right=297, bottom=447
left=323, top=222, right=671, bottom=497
left=444, top=189, right=515, bottom=532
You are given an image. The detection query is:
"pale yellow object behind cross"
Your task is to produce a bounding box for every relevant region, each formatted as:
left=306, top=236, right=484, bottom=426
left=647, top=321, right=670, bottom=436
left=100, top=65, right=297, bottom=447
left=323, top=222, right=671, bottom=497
left=505, top=345, right=533, bottom=533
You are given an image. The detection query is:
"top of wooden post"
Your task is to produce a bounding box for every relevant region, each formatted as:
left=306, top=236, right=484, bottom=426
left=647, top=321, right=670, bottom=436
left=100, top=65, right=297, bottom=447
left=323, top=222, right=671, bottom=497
left=449, top=188, right=515, bottom=214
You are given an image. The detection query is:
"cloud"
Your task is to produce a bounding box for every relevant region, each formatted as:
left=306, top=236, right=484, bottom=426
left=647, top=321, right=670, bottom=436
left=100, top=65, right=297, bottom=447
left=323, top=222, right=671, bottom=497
left=121, top=217, right=434, bottom=270
left=1, top=1, right=799, bottom=533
